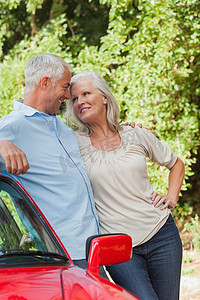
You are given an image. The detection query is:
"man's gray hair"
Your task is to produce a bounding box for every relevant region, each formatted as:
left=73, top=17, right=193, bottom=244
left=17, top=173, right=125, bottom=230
left=24, top=53, right=71, bottom=95
left=67, top=71, right=121, bottom=135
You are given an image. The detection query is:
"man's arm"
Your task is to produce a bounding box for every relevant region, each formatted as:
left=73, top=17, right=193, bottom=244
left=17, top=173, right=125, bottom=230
left=0, top=140, right=29, bottom=175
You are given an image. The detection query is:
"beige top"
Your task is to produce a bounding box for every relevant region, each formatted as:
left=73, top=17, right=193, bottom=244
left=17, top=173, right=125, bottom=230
left=75, top=126, right=177, bottom=247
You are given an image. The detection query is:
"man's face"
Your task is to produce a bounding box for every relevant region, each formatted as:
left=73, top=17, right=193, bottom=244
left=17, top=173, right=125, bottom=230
left=44, top=67, right=71, bottom=115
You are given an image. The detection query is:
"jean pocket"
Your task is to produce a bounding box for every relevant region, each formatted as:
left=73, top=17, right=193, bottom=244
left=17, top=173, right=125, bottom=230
left=164, top=214, right=175, bottom=226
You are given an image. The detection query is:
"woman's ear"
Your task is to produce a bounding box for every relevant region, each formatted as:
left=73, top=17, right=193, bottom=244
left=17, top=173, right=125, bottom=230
left=103, top=96, right=107, bottom=104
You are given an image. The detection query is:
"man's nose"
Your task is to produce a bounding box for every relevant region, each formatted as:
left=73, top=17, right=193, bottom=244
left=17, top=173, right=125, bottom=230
left=65, top=89, right=70, bottom=100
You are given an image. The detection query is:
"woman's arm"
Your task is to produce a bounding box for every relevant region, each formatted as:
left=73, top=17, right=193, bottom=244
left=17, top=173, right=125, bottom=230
left=152, top=157, right=185, bottom=210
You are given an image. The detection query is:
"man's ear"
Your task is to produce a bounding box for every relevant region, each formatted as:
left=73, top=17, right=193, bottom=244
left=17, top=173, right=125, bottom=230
left=40, top=76, right=50, bottom=89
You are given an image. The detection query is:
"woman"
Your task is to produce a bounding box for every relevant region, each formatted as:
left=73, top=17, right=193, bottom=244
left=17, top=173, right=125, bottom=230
left=68, top=71, right=185, bottom=300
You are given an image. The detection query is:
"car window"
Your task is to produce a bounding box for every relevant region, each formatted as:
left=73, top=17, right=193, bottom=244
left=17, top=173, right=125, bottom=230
left=0, top=180, right=68, bottom=266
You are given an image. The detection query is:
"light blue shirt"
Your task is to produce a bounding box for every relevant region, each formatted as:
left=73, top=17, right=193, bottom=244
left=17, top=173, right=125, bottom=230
left=0, top=100, right=99, bottom=259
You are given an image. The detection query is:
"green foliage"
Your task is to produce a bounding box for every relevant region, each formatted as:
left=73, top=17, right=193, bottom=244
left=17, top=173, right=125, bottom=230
left=183, top=252, right=192, bottom=264
left=26, top=0, right=44, bottom=14
left=181, top=267, right=194, bottom=275
left=181, top=252, right=194, bottom=275
left=184, top=215, right=200, bottom=251
left=0, top=0, right=199, bottom=204
left=0, top=0, right=109, bottom=58
left=173, top=194, right=200, bottom=222
left=0, top=14, right=72, bottom=118
left=0, top=191, right=28, bottom=235
left=0, top=190, right=35, bottom=252
left=71, top=0, right=200, bottom=194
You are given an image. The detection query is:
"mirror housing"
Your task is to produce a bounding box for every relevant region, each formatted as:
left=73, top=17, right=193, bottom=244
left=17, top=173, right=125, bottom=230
left=86, top=234, right=132, bottom=276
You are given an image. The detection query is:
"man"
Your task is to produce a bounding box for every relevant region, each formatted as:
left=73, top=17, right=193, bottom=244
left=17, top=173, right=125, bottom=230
left=0, top=53, right=99, bottom=268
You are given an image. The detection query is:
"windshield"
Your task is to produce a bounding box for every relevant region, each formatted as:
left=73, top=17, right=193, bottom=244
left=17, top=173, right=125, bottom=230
left=0, top=178, right=69, bottom=266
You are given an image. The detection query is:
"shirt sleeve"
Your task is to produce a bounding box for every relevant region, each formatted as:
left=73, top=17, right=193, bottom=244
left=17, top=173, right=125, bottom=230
left=0, top=116, right=16, bottom=141
left=136, top=127, right=177, bottom=169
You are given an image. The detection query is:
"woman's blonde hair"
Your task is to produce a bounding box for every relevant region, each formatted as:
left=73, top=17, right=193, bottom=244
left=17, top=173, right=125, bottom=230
left=67, top=71, right=121, bottom=135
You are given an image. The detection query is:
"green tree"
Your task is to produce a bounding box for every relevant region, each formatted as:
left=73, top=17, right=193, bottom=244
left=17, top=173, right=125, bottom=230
left=72, top=0, right=200, bottom=196
left=0, top=0, right=108, bottom=58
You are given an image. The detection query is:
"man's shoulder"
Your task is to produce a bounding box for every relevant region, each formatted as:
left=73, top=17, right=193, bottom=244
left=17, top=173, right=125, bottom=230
left=0, top=112, right=20, bottom=141
left=0, top=110, right=23, bottom=127
left=56, top=116, right=75, bottom=134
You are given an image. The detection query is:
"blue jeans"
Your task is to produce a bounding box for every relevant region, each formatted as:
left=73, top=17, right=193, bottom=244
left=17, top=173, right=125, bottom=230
left=106, top=214, right=182, bottom=300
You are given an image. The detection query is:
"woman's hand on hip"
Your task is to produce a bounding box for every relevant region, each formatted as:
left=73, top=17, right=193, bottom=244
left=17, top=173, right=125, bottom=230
left=152, top=191, right=176, bottom=210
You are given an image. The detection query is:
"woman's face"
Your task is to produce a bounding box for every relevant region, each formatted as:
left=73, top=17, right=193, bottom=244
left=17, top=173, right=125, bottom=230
left=71, top=78, right=107, bottom=125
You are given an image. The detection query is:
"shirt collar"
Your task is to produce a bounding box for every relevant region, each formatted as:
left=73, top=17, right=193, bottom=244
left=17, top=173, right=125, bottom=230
left=13, top=99, right=39, bottom=116
left=13, top=99, right=53, bottom=118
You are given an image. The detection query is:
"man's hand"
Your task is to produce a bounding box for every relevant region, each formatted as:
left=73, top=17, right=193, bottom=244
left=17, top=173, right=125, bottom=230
left=121, top=122, right=142, bottom=128
left=0, top=140, right=29, bottom=175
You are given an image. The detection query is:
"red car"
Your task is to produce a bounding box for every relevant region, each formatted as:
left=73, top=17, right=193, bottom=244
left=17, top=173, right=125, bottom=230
left=0, top=175, right=138, bottom=300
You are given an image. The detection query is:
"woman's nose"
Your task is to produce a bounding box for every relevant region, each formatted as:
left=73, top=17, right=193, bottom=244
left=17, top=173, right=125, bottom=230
left=77, top=97, right=85, bottom=105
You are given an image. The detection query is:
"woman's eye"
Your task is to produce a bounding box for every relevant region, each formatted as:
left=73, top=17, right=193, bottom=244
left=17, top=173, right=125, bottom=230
left=83, top=92, right=89, bottom=96
left=72, top=97, right=78, bottom=103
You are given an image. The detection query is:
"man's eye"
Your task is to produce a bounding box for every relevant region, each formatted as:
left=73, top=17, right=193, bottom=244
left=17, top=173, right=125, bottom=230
left=72, top=97, right=78, bottom=102
left=84, top=92, right=89, bottom=96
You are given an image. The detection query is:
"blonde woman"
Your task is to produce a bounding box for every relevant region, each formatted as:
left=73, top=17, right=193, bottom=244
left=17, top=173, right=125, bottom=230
left=68, top=71, right=185, bottom=300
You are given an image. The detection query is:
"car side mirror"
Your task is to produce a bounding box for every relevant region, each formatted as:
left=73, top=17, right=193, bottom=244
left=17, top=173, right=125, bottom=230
left=86, top=234, right=132, bottom=276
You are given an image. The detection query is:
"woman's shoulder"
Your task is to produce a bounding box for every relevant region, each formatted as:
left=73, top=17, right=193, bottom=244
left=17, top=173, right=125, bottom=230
left=120, top=124, right=148, bottom=136
left=122, top=125, right=155, bottom=135
left=120, top=125, right=157, bottom=146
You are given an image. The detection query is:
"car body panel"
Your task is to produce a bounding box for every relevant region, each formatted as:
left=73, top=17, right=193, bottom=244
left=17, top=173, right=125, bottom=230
left=0, top=265, right=137, bottom=300
left=0, top=174, right=139, bottom=300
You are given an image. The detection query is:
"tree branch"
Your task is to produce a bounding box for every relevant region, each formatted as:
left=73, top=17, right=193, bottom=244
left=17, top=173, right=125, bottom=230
left=30, top=13, right=38, bottom=36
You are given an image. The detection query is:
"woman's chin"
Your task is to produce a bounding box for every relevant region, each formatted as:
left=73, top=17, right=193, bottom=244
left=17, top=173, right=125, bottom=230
left=79, top=114, right=93, bottom=124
